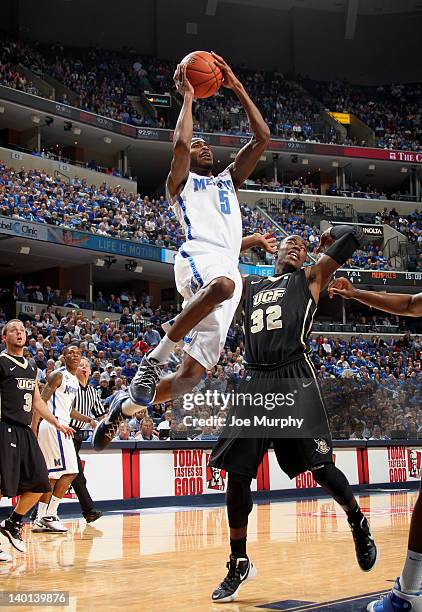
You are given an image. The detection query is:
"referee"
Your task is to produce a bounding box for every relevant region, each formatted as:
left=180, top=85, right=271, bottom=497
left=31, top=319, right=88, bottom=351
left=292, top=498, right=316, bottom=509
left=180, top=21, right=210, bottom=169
left=71, top=357, right=107, bottom=523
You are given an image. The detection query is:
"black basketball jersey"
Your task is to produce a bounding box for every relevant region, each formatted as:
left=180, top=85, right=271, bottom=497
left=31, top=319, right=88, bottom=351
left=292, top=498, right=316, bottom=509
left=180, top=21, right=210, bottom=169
left=244, top=268, right=317, bottom=366
left=0, top=353, right=37, bottom=426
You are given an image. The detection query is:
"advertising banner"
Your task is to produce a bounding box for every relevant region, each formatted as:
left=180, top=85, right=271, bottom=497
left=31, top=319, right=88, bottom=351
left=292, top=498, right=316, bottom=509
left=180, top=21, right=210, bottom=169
left=367, top=446, right=422, bottom=485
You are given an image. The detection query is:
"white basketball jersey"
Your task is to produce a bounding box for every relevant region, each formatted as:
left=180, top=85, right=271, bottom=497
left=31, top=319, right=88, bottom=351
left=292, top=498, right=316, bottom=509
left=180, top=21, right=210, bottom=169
left=47, top=367, right=79, bottom=425
left=172, top=169, right=242, bottom=262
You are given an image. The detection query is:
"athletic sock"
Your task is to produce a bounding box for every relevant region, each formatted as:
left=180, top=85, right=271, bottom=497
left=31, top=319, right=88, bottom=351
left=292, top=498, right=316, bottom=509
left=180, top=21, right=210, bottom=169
left=148, top=335, right=177, bottom=364
left=346, top=503, right=365, bottom=527
left=230, top=537, right=247, bottom=559
left=122, top=398, right=143, bottom=418
left=36, top=502, right=49, bottom=521
left=9, top=510, right=24, bottom=525
left=46, top=495, right=61, bottom=517
left=400, top=549, right=422, bottom=594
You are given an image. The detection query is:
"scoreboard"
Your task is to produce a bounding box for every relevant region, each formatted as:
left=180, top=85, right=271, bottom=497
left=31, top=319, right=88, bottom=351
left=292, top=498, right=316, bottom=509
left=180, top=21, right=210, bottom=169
left=334, top=269, right=422, bottom=288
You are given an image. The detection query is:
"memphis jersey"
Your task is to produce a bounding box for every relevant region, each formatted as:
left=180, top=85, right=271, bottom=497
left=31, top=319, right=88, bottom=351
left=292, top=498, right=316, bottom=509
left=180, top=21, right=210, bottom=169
left=171, top=169, right=242, bottom=262
left=244, top=269, right=318, bottom=366
left=48, top=367, right=79, bottom=425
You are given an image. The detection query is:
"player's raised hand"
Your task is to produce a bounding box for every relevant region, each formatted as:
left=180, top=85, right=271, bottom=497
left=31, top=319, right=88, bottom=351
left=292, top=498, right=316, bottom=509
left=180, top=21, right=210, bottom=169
left=258, top=232, right=277, bottom=254
left=210, top=52, right=240, bottom=89
left=328, top=277, right=356, bottom=300
left=57, top=423, right=75, bottom=438
left=173, top=63, right=194, bottom=97
left=316, top=228, right=335, bottom=254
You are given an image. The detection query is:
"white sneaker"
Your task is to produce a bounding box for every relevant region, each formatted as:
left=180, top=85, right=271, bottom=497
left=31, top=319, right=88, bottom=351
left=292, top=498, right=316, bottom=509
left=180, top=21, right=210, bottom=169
left=40, top=516, right=67, bottom=533
left=31, top=519, right=48, bottom=533
left=0, top=550, right=12, bottom=562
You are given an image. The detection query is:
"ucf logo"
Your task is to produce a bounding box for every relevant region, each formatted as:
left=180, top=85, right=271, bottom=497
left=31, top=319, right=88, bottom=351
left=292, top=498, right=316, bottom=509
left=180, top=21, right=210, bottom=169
left=253, top=288, right=286, bottom=307
left=16, top=378, right=36, bottom=391
left=314, top=438, right=330, bottom=454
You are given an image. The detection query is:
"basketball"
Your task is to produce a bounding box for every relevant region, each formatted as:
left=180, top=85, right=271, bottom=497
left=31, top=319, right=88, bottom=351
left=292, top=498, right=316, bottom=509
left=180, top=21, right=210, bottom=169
left=181, top=50, right=223, bottom=99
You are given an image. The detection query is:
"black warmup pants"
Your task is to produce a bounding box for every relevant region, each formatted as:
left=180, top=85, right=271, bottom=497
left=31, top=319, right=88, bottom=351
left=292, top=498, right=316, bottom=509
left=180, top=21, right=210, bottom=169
left=72, top=432, right=94, bottom=515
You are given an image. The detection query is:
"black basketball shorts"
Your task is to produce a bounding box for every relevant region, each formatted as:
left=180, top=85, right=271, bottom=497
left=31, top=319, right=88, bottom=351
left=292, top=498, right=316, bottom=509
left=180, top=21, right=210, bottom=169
left=0, top=421, right=51, bottom=498
left=209, top=357, right=334, bottom=479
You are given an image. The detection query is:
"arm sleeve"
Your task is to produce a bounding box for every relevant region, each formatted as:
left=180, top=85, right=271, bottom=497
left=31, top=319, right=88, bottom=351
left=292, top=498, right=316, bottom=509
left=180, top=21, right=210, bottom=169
left=325, top=225, right=365, bottom=266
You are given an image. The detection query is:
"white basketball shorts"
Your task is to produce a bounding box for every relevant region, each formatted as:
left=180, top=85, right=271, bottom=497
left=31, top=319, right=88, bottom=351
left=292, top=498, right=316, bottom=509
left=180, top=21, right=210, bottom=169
left=166, top=247, right=243, bottom=370
left=38, top=420, right=78, bottom=479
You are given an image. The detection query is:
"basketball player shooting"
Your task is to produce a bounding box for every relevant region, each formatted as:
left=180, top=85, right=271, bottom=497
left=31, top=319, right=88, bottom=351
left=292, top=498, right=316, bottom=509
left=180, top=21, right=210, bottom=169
left=328, top=277, right=422, bottom=612
left=94, top=53, right=275, bottom=450
left=208, top=227, right=378, bottom=603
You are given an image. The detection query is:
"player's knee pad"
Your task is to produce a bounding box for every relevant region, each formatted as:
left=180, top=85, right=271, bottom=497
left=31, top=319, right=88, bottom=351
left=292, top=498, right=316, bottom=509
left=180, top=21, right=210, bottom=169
left=226, top=472, right=253, bottom=529
left=311, top=463, right=354, bottom=507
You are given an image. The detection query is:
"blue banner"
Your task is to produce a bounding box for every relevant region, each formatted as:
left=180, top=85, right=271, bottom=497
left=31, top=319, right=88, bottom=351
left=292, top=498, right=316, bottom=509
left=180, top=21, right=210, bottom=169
left=45, top=227, right=163, bottom=261
left=239, top=263, right=274, bottom=276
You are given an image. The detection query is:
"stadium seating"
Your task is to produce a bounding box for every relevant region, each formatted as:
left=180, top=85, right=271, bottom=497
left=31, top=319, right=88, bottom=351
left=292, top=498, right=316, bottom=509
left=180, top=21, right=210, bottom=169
left=1, top=33, right=421, bottom=152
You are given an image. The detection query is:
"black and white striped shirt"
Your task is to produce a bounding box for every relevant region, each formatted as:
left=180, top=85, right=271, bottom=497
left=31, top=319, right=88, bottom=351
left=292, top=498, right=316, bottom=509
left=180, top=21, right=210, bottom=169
left=70, top=384, right=108, bottom=430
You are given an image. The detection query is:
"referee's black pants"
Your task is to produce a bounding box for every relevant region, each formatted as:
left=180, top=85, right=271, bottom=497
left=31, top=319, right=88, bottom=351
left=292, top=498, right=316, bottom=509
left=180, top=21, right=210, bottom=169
left=72, top=432, right=95, bottom=515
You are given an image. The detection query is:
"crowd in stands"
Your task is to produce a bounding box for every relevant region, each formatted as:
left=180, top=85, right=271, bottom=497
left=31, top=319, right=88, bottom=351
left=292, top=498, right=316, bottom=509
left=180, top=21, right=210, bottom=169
left=193, top=70, right=327, bottom=141
left=3, top=295, right=419, bottom=442
left=1, top=222, right=421, bottom=443
left=263, top=199, right=422, bottom=270
left=306, top=79, right=422, bottom=151
left=2, top=34, right=421, bottom=153
left=0, top=158, right=419, bottom=270
left=0, top=161, right=268, bottom=263
left=312, top=334, right=422, bottom=440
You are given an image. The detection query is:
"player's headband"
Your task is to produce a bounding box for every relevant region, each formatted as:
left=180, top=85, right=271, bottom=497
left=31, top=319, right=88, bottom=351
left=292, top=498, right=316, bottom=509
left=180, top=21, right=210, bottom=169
left=191, top=137, right=208, bottom=145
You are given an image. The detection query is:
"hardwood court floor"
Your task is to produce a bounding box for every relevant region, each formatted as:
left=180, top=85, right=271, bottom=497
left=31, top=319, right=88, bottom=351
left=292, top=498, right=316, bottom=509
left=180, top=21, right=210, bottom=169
left=0, top=490, right=417, bottom=612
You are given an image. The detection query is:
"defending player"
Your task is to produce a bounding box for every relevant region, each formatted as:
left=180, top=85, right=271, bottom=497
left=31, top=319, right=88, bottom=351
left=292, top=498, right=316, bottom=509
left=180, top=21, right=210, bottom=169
left=94, top=53, right=274, bottom=450
left=328, top=277, right=422, bottom=612
left=209, top=227, right=377, bottom=603
left=0, top=320, right=73, bottom=559
left=32, top=345, right=83, bottom=533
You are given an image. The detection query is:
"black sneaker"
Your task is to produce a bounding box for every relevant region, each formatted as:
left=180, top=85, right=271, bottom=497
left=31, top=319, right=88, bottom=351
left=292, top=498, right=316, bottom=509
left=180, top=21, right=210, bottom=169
left=92, top=390, right=128, bottom=451
left=211, top=556, right=257, bottom=603
left=128, top=355, right=162, bottom=406
left=83, top=510, right=103, bottom=524
left=0, top=519, right=26, bottom=553
left=349, top=516, right=377, bottom=572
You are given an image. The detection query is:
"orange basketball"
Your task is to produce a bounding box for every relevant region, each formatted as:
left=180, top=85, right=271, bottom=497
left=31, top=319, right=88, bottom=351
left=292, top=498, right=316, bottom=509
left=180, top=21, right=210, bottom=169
left=181, top=51, right=223, bottom=99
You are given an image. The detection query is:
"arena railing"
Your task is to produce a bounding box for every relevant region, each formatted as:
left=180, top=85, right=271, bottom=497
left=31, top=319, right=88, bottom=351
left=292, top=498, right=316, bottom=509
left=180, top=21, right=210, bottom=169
left=238, top=190, right=419, bottom=217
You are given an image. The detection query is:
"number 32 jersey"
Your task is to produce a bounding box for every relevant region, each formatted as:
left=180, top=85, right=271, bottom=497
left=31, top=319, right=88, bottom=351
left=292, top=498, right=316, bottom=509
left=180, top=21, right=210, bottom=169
left=171, top=169, right=242, bottom=262
left=244, top=269, right=318, bottom=366
left=0, top=353, right=37, bottom=426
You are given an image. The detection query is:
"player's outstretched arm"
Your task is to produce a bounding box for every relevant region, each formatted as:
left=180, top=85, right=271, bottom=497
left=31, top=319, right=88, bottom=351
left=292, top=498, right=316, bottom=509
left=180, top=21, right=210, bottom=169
left=211, top=52, right=270, bottom=189
left=33, top=381, right=75, bottom=438
left=167, top=64, right=195, bottom=199
left=328, top=277, right=422, bottom=317
left=306, top=225, right=364, bottom=302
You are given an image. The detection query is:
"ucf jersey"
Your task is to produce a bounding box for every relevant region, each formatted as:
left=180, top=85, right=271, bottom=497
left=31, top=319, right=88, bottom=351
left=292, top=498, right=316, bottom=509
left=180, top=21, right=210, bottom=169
left=243, top=269, right=317, bottom=366
left=0, top=352, right=37, bottom=426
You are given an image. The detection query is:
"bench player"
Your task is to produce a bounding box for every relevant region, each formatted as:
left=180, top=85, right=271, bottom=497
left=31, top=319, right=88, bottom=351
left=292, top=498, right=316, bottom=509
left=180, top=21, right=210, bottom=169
left=0, top=320, right=73, bottom=559
left=94, top=53, right=274, bottom=449
left=32, top=345, right=83, bottom=533
left=209, top=228, right=377, bottom=603
left=329, top=276, right=422, bottom=612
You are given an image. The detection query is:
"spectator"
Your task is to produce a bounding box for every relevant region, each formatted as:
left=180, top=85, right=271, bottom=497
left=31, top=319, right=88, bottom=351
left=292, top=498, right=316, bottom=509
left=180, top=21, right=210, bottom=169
left=135, top=417, right=158, bottom=441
